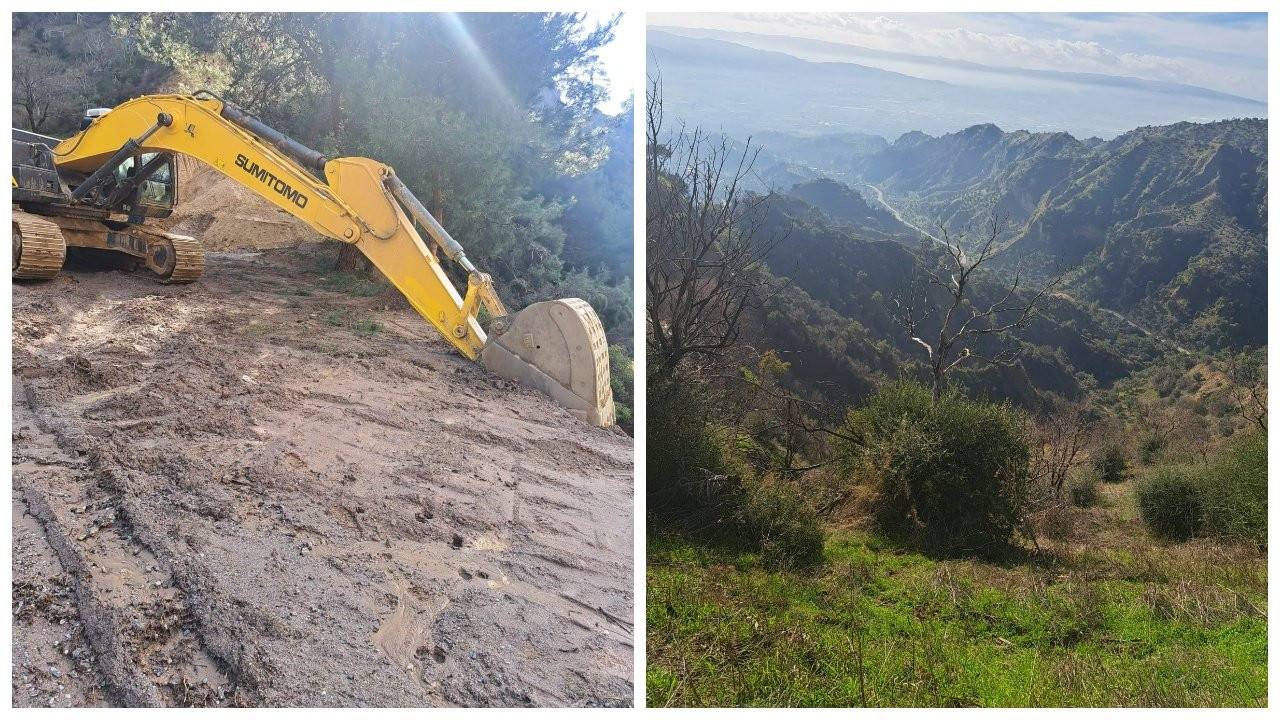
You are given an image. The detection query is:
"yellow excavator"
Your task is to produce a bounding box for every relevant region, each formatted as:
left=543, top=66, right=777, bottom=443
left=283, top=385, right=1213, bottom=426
left=11, top=92, right=615, bottom=426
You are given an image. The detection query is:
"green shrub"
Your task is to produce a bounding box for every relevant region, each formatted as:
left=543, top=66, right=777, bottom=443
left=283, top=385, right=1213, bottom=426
left=647, top=376, right=732, bottom=524
left=1201, top=431, right=1266, bottom=546
left=1094, top=445, right=1129, bottom=483
left=1138, top=434, right=1166, bottom=465
left=1069, top=471, right=1100, bottom=508
left=840, top=380, right=1031, bottom=555
left=737, top=481, right=825, bottom=570
left=608, top=345, right=634, bottom=434
left=1135, top=468, right=1205, bottom=541
left=648, top=373, right=826, bottom=568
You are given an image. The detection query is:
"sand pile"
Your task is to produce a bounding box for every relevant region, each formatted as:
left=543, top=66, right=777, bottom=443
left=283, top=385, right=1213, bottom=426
left=156, top=157, right=327, bottom=251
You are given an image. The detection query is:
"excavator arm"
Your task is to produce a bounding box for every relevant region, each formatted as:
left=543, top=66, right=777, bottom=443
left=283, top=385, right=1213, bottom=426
left=50, top=93, right=615, bottom=426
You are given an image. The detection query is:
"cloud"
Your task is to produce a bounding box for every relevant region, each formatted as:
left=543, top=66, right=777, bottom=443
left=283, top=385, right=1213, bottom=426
left=649, top=12, right=1267, bottom=101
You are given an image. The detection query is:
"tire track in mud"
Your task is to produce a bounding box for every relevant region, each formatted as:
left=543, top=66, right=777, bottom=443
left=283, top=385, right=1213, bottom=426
left=14, top=383, right=253, bottom=707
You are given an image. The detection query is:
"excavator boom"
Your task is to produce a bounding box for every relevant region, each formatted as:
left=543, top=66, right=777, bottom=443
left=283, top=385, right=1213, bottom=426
left=18, top=93, right=615, bottom=426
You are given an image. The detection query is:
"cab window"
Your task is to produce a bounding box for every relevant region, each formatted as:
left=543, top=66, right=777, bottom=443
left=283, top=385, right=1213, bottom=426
left=114, top=153, right=175, bottom=208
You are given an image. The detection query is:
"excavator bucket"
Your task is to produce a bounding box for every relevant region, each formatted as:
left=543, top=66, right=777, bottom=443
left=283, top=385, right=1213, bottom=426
left=480, top=298, right=616, bottom=427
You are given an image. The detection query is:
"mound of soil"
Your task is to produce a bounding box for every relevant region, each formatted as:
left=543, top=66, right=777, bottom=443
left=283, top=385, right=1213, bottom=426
left=155, top=158, right=324, bottom=251
left=11, top=248, right=634, bottom=707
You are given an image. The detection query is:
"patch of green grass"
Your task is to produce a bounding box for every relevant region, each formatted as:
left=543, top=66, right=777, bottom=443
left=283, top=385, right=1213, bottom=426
left=351, top=316, right=383, bottom=334
left=243, top=324, right=278, bottom=335
left=647, top=529, right=1266, bottom=707
left=315, top=270, right=387, bottom=297
left=302, top=246, right=388, bottom=296
left=319, top=307, right=382, bottom=335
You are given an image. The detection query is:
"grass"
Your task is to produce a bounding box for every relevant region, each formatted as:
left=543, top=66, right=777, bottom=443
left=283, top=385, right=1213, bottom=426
left=304, top=250, right=388, bottom=297
left=242, top=324, right=278, bottom=335
left=320, top=307, right=383, bottom=334
left=647, top=481, right=1266, bottom=707
left=316, top=271, right=387, bottom=297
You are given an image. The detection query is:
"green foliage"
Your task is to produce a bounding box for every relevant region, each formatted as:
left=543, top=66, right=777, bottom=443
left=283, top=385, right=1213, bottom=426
left=647, top=376, right=734, bottom=526
left=1134, top=432, right=1266, bottom=546
left=648, top=374, right=824, bottom=569
left=12, top=13, right=163, bottom=134
left=1139, top=433, right=1167, bottom=465
left=1135, top=468, right=1205, bottom=541
left=839, top=380, right=1031, bottom=554
left=607, top=344, right=633, bottom=434
left=548, top=104, right=635, bottom=280
left=1093, top=444, right=1129, bottom=483
left=736, top=481, right=825, bottom=570
left=1069, top=471, right=1100, bottom=508
left=1200, top=432, right=1267, bottom=547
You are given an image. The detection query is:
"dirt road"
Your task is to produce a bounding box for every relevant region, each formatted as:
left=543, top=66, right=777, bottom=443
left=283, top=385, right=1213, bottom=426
left=11, top=246, right=633, bottom=707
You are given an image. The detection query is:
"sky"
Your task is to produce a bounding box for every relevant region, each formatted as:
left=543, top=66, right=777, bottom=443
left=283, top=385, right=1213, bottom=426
left=647, top=12, right=1268, bottom=102
left=592, top=11, right=641, bottom=114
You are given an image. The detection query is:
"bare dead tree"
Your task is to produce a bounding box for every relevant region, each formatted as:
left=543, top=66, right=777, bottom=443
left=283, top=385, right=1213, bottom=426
left=1225, top=349, right=1267, bottom=432
left=12, top=47, right=70, bottom=132
left=646, top=74, right=782, bottom=378
left=1131, top=396, right=1213, bottom=464
left=893, top=210, right=1067, bottom=402
left=1028, top=394, right=1099, bottom=497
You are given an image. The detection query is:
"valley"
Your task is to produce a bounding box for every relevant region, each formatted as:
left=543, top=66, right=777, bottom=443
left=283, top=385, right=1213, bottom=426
left=645, top=14, right=1267, bottom=709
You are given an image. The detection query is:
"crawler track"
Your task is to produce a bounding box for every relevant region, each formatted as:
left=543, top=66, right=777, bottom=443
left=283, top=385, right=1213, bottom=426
left=13, top=210, right=67, bottom=279
left=133, top=227, right=205, bottom=284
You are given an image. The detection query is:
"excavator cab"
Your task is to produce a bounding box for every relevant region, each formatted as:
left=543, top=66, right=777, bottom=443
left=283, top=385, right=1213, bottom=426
left=110, top=152, right=177, bottom=218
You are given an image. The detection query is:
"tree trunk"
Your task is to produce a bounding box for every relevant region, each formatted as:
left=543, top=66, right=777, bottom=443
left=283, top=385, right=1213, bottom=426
left=334, top=244, right=361, bottom=272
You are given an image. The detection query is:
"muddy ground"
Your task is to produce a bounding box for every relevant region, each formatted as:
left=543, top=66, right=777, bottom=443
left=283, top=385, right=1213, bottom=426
left=11, top=245, right=634, bottom=707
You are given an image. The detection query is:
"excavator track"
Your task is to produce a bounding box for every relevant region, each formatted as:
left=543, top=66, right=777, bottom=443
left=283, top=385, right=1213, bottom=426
left=159, top=234, right=205, bottom=284
left=12, top=211, right=67, bottom=280
left=132, top=226, right=205, bottom=284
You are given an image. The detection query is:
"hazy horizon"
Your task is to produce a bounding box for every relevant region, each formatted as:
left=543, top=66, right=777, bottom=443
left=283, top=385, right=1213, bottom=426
left=648, top=13, right=1267, bottom=140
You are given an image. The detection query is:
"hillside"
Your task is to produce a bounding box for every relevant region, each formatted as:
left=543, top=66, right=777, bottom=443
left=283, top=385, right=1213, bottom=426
left=848, top=119, right=1267, bottom=352
left=738, top=189, right=1159, bottom=413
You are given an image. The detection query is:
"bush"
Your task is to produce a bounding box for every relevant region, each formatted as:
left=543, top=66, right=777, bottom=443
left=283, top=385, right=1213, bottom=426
left=1069, top=471, right=1100, bottom=508
left=1094, top=445, right=1129, bottom=483
left=1201, top=431, right=1266, bottom=546
left=1135, top=468, right=1205, bottom=541
left=608, top=345, right=634, bottom=434
left=647, top=375, right=733, bottom=525
left=648, top=374, right=825, bottom=565
left=1138, top=434, right=1166, bottom=465
left=840, top=380, right=1031, bottom=555
left=737, top=481, right=825, bottom=570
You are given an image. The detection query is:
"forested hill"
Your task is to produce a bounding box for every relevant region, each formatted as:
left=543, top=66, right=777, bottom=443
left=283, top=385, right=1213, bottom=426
left=737, top=189, right=1159, bottom=414
left=847, top=118, right=1267, bottom=353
